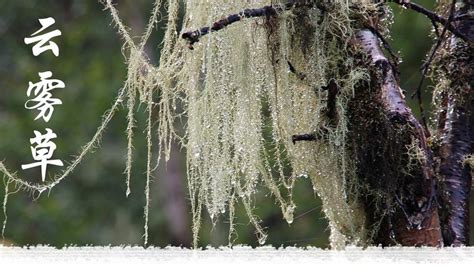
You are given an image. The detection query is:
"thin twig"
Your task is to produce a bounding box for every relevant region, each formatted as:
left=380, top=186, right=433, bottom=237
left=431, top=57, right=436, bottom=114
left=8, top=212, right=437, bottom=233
left=287, top=61, right=307, bottom=81
left=292, top=126, right=329, bottom=144
left=292, top=205, right=320, bottom=220
left=412, top=0, right=456, bottom=135
left=323, top=79, right=340, bottom=125
left=292, top=134, right=317, bottom=144
left=431, top=19, right=440, bottom=37
left=389, top=0, right=471, bottom=42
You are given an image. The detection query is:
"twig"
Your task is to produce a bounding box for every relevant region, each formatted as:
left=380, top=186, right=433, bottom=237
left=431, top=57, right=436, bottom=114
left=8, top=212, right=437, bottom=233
left=292, top=134, right=317, bottom=144
left=292, top=126, right=329, bottom=144
left=323, top=79, right=339, bottom=125
left=287, top=61, right=307, bottom=81
left=453, top=14, right=471, bottom=21
left=389, top=0, right=471, bottom=42
left=412, top=0, right=456, bottom=136
left=182, top=0, right=471, bottom=48
left=431, top=20, right=440, bottom=38
left=181, top=0, right=316, bottom=48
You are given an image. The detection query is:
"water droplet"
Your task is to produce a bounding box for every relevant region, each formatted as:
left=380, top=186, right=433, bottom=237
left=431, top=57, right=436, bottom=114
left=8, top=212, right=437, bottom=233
left=285, top=205, right=295, bottom=224
left=297, top=173, right=308, bottom=179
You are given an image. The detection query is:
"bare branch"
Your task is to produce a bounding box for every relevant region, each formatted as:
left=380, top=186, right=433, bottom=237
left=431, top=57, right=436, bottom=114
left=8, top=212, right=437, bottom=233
left=412, top=0, right=457, bottom=136
left=388, top=0, right=471, bottom=42
left=292, top=127, right=329, bottom=144
left=292, top=134, right=317, bottom=144
left=182, top=0, right=471, bottom=49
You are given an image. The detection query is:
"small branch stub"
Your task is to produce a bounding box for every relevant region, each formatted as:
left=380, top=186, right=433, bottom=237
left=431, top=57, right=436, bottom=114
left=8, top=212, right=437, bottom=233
left=292, top=134, right=317, bottom=144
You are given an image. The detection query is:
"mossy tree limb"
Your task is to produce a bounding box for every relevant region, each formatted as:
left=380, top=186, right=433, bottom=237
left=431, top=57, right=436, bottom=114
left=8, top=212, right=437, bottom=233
left=349, top=29, right=442, bottom=246
left=177, top=0, right=472, bottom=247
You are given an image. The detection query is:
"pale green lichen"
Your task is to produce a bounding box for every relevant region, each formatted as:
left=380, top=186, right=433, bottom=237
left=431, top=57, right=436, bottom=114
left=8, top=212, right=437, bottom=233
left=405, top=137, right=427, bottom=174
left=1, top=0, right=384, bottom=248
left=463, top=154, right=474, bottom=168
left=173, top=0, right=377, bottom=248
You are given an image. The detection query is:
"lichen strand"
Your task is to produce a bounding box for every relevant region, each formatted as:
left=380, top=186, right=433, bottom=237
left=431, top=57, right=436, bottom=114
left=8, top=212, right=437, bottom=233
left=175, top=0, right=383, bottom=248
left=0, top=0, right=382, bottom=248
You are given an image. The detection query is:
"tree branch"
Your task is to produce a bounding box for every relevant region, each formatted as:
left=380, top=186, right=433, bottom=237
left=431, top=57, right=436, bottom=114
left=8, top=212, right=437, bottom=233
left=350, top=29, right=442, bottom=246
left=388, top=0, right=471, bottom=42
left=182, top=0, right=472, bottom=49
left=323, top=79, right=340, bottom=126
left=292, top=127, right=328, bottom=144
left=366, top=25, right=399, bottom=65
left=412, top=0, right=457, bottom=137
left=292, top=134, right=317, bottom=144
left=181, top=0, right=317, bottom=49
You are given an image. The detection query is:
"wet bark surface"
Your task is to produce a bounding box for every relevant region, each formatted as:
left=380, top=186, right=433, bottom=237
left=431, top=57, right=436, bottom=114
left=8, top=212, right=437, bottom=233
left=348, top=30, right=442, bottom=246
left=435, top=0, right=473, bottom=246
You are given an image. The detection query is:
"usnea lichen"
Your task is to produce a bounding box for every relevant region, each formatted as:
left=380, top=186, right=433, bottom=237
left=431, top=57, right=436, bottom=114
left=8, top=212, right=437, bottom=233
left=463, top=155, right=474, bottom=168
left=175, top=0, right=379, bottom=248
left=1, top=0, right=387, bottom=248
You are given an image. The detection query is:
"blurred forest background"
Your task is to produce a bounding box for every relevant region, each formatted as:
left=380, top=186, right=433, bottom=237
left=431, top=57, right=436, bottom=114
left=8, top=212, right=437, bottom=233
left=0, top=0, right=471, bottom=247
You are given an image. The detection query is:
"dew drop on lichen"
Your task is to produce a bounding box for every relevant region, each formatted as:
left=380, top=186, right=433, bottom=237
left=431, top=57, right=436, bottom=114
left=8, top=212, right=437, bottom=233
left=258, top=234, right=268, bottom=245
left=98, top=0, right=381, bottom=248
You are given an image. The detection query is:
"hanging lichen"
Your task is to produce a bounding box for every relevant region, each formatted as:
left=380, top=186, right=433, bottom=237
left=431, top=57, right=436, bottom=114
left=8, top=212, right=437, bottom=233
left=170, top=0, right=383, bottom=248
left=1, top=0, right=390, bottom=248
left=0, top=0, right=181, bottom=247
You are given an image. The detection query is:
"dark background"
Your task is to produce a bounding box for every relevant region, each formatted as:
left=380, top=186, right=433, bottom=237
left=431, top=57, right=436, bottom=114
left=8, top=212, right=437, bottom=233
left=0, top=0, right=471, bottom=247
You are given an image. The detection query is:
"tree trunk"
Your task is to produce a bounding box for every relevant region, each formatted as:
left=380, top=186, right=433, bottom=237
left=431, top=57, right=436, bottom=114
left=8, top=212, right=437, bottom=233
left=349, top=29, right=442, bottom=246
left=348, top=0, right=473, bottom=247
left=434, top=0, right=473, bottom=246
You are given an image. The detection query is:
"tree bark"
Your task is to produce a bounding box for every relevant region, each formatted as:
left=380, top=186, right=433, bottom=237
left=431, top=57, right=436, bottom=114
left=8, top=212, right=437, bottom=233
left=434, top=0, right=473, bottom=246
left=349, top=30, right=442, bottom=246
left=180, top=0, right=473, bottom=247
